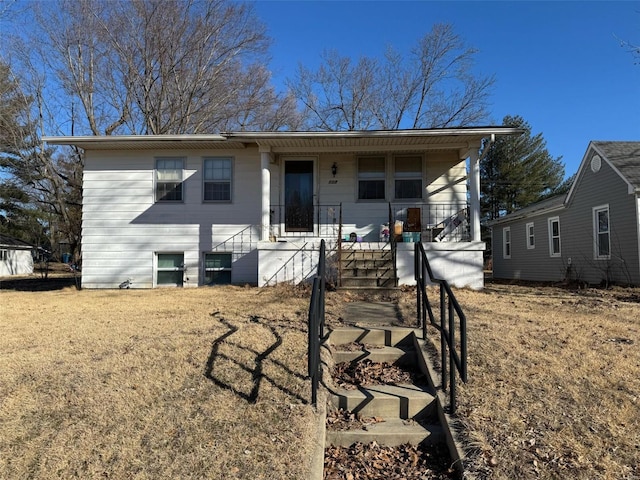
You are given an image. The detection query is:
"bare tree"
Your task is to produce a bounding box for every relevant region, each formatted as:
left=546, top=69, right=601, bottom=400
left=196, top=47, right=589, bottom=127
left=29, top=0, right=296, bottom=135
left=288, top=23, right=494, bottom=131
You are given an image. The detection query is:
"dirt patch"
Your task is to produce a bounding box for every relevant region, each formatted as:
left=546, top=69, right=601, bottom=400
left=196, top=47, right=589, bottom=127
left=324, top=441, right=456, bottom=479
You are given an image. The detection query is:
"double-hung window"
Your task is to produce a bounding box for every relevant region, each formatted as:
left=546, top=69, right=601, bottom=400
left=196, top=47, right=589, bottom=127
left=358, top=157, right=385, bottom=200
left=156, top=157, right=184, bottom=202
left=203, top=157, right=232, bottom=202
left=157, top=253, right=185, bottom=286
left=526, top=222, right=535, bottom=249
left=548, top=217, right=561, bottom=257
left=593, top=205, right=610, bottom=259
left=394, top=155, right=423, bottom=200
left=503, top=227, right=511, bottom=259
left=204, top=253, right=232, bottom=285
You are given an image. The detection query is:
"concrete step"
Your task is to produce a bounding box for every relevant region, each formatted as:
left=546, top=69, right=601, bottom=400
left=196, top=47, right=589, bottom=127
left=330, top=383, right=436, bottom=420
left=326, top=418, right=444, bottom=447
left=330, top=327, right=415, bottom=347
left=333, top=346, right=416, bottom=365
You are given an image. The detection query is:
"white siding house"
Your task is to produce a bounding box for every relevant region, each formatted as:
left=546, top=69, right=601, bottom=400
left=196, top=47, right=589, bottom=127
left=44, top=128, right=521, bottom=289
left=0, top=234, right=34, bottom=276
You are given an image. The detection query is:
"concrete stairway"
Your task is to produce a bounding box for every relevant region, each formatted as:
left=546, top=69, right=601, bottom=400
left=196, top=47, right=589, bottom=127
left=339, top=248, right=397, bottom=288
left=325, top=326, right=445, bottom=449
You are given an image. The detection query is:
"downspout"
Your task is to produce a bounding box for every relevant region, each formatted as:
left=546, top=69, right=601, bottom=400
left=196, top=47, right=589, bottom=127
left=469, top=134, right=495, bottom=242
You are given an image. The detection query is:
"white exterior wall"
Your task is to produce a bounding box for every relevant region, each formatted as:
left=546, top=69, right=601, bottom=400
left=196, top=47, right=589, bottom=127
left=82, top=147, right=263, bottom=288
left=81, top=146, right=478, bottom=289
left=0, top=248, right=34, bottom=276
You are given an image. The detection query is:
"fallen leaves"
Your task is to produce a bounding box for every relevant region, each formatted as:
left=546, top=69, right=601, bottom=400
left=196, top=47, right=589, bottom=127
left=324, top=442, right=455, bottom=479
left=332, top=360, right=424, bottom=390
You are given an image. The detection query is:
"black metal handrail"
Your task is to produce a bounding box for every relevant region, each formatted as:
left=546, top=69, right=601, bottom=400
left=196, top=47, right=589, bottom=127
left=307, top=239, right=326, bottom=406
left=388, top=202, right=397, bottom=284
left=414, top=241, right=468, bottom=413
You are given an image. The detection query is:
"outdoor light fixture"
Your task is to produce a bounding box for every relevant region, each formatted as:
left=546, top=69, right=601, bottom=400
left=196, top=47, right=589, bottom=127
left=331, top=162, right=338, bottom=177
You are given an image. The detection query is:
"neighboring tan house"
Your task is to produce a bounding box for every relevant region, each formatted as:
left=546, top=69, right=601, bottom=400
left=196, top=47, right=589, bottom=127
left=490, top=141, right=640, bottom=286
left=44, top=127, right=521, bottom=289
left=0, top=234, right=35, bottom=276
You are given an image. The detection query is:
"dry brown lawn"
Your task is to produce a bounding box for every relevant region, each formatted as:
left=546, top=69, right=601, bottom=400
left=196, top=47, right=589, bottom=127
left=398, top=282, right=640, bottom=480
left=1, top=280, right=319, bottom=479
left=1, top=274, right=639, bottom=480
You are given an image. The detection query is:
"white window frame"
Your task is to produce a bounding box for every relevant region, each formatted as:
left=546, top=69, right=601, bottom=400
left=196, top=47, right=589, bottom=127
left=203, top=252, right=232, bottom=285
left=548, top=216, right=561, bottom=257
left=526, top=222, right=535, bottom=250
left=393, top=155, right=423, bottom=200
left=203, top=157, right=233, bottom=202
left=593, top=204, right=611, bottom=260
left=0, top=249, right=7, bottom=261
left=503, top=227, right=511, bottom=259
left=357, top=156, right=386, bottom=201
left=155, top=157, right=185, bottom=202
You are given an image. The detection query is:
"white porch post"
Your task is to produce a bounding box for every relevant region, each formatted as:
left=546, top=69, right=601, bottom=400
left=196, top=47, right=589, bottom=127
left=260, top=148, right=272, bottom=241
left=469, top=148, right=481, bottom=242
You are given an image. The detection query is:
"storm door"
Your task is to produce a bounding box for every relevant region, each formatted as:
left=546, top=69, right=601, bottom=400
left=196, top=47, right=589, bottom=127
left=284, top=160, right=314, bottom=232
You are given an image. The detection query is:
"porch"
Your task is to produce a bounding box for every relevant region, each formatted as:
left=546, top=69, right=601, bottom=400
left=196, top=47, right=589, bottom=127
left=256, top=202, right=485, bottom=289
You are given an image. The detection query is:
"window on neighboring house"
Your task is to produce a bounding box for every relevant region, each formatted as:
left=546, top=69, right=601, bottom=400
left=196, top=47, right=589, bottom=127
left=204, top=253, right=232, bottom=285
left=503, top=227, right=511, bottom=259
left=358, top=156, right=386, bottom=200
left=203, top=157, right=232, bottom=202
left=593, top=205, right=610, bottom=259
left=0, top=250, right=7, bottom=261
left=156, top=253, right=185, bottom=286
left=526, top=222, right=535, bottom=249
left=548, top=217, right=561, bottom=257
left=156, top=157, right=184, bottom=202
left=394, top=155, right=423, bottom=199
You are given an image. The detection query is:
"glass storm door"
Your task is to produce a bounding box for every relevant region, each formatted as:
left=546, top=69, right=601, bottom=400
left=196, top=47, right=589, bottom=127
left=285, top=160, right=314, bottom=232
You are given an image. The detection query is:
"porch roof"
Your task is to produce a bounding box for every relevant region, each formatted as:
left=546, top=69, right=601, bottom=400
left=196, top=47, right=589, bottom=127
left=43, top=127, right=522, bottom=156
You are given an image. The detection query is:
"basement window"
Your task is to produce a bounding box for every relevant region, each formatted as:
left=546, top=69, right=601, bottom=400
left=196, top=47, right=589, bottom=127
left=156, top=253, right=185, bottom=287
left=204, top=253, right=232, bottom=285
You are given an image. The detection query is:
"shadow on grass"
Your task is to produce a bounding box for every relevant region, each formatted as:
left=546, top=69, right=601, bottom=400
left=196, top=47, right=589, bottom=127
left=204, top=314, right=309, bottom=404
left=0, top=275, right=79, bottom=291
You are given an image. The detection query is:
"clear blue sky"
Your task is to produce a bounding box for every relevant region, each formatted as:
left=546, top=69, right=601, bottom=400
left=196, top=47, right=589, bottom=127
left=252, top=0, right=640, bottom=179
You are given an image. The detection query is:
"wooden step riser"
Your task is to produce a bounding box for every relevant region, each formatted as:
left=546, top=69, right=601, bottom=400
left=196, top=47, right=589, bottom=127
left=340, top=251, right=393, bottom=261
left=341, top=268, right=395, bottom=279
left=340, top=277, right=398, bottom=288
left=340, top=259, right=393, bottom=269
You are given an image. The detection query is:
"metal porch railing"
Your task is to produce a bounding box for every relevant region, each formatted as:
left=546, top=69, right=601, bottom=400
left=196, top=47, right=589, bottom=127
left=414, top=241, right=468, bottom=413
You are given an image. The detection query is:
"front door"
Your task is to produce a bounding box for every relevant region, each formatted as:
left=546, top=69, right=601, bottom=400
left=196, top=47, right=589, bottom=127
left=284, top=160, right=314, bottom=232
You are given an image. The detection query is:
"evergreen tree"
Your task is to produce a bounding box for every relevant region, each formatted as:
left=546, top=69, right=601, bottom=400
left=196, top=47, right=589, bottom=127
left=481, top=115, right=564, bottom=221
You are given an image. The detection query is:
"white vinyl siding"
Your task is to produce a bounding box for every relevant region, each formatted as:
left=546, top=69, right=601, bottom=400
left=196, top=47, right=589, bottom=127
left=203, top=157, right=232, bottom=202
left=526, top=222, right=535, bottom=249
left=394, top=155, right=423, bottom=200
left=593, top=205, right=610, bottom=260
left=548, top=217, right=561, bottom=257
left=503, top=227, right=511, bottom=259
left=155, top=157, right=184, bottom=202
